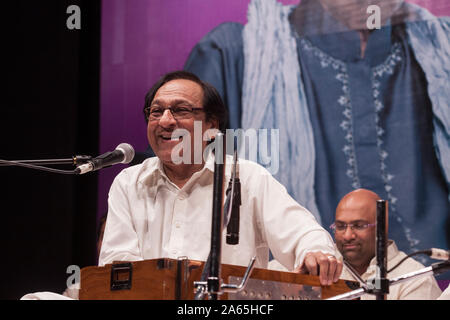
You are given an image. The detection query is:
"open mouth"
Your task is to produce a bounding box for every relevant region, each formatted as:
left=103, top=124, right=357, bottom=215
left=159, top=133, right=184, bottom=141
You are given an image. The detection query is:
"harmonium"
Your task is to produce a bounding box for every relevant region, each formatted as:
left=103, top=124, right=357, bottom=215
left=79, top=258, right=358, bottom=300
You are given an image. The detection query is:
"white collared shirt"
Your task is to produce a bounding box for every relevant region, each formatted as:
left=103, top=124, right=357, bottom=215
left=340, top=240, right=442, bottom=300
left=99, top=153, right=337, bottom=270
left=438, top=284, right=450, bottom=300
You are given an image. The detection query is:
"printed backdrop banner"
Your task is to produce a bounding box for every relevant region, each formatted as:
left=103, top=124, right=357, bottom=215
left=98, top=0, right=450, bottom=249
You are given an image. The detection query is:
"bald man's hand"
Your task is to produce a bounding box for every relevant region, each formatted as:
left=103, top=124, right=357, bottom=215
left=296, top=252, right=343, bottom=286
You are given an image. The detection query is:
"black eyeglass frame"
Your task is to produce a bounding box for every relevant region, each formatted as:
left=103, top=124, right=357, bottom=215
left=144, top=104, right=204, bottom=121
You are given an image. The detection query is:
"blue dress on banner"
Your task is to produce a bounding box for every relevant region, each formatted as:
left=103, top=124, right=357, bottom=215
left=184, top=0, right=450, bottom=261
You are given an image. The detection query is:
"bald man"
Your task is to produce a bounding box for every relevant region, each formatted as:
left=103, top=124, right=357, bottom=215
left=335, top=189, right=442, bottom=300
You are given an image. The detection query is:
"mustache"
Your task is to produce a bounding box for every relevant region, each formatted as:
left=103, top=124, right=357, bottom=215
left=340, top=239, right=360, bottom=246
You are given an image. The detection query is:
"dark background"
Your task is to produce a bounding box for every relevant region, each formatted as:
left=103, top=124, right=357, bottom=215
left=1, top=0, right=100, bottom=299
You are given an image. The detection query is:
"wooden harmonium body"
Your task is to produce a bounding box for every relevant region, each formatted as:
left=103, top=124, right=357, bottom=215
left=79, top=258, right=358, bottom=300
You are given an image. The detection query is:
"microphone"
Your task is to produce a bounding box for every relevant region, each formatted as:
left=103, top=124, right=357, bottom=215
left=428, top=248, right=450, bottom=261
left=75, top=143, right=135, bottom=174
left=226, top=150, right=241, bottom=245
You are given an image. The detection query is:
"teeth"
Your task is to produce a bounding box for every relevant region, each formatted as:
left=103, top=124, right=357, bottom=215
left=160, top=136, right=182, bottom=140
left=159, top=132, right=184, bottom=140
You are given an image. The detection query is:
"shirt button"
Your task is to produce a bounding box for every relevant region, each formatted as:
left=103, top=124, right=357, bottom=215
left=172, top=250, right=177, bottom=255
left=175, top=222, right=181, bottom=228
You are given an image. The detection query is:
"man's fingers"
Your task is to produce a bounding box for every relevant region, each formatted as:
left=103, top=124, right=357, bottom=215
left=334, top=259, right=343, bottom=283
left=301, top=252, right=343, bottom=286
left=316, top=253, right=330, bottom=285
left=303, top=254, right=319, bottom=276
left=326, top=256, right=337, bottom=285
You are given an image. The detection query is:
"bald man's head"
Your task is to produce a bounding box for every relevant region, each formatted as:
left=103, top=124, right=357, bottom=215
left=336, top=189, right=381, bottom=222
left=334, top=189, right=381, bottom=274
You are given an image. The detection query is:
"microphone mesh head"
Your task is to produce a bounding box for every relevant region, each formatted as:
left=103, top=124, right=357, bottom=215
left=116, top=143, right=135, bottom=164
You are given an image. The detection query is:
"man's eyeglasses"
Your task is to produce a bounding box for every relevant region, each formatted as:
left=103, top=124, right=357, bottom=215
left=145, top=105, right=204, bottom=121
left=329, top=221, right=376, bottom=233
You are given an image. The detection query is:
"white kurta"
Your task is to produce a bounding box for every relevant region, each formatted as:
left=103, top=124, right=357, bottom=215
left=438, top=284, right=450, bottom=300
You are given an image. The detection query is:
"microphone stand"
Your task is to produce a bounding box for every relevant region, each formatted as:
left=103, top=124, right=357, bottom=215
left=207, top=132, right=226, bottom=300
left=194, top=134, right=255, bottom=300
left=374, top=200, right=389, bottom=300
left=0, top=156, right=92, bottom=175
left=0, top=155, right=92, bottom=166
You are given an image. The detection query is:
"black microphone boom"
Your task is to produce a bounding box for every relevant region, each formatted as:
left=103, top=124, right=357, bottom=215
left=0, top=155, right=92, bottom=167
left=75, top=143, right=135, bottom=174
left=375, top=200, right=389, bottom=300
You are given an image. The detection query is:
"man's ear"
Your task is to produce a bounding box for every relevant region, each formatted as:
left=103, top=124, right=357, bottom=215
left=205, top=118, right=220, bottom=132
left=204, top=127, right=220, bottom=142
left=210, top=118, right=219, bottom=131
